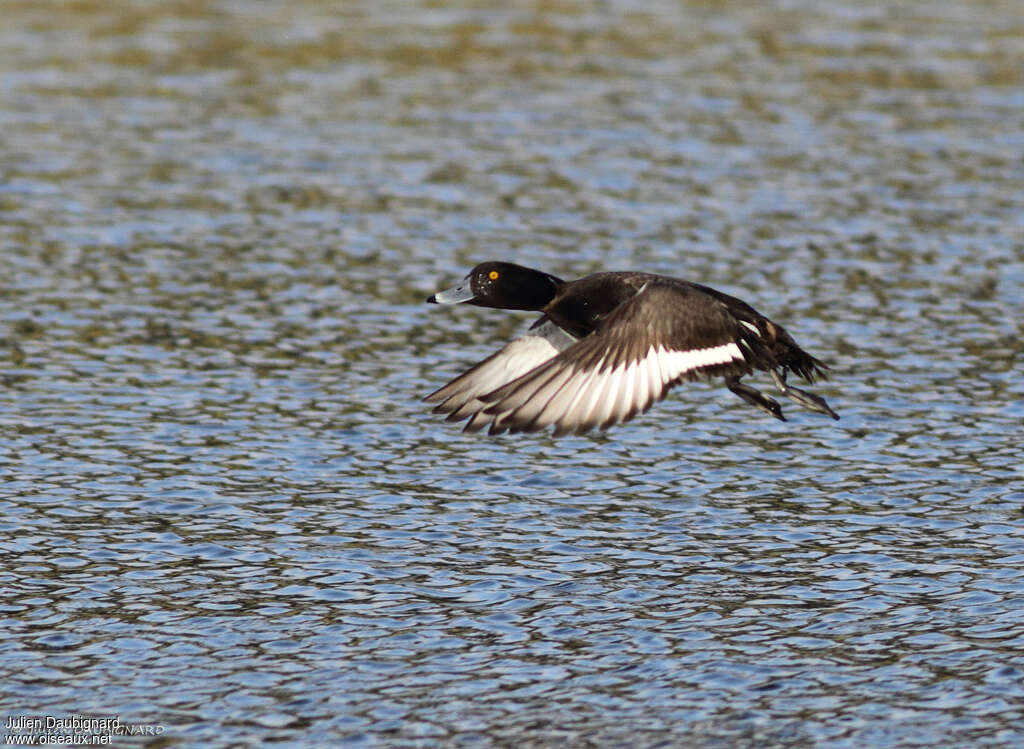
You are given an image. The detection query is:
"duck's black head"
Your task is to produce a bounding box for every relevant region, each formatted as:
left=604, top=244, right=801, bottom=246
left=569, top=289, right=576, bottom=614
left=428, top=262, right=563, bottom=311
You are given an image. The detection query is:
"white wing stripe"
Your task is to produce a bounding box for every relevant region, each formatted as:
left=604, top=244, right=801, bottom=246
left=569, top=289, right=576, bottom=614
left=613, top=360, right=635, bottom=423
left=646, top=352, right=664, bottom=404
left=651, top=344, right=671, bottom=391
left=660, top=342, right=743, bottom=381
left=568, top=360, right=610, bottom=431
left=634, top=356, right=650, bottom=413
left=550, top=364, right=604, bottom=432
left=438, top=330, right=747, bottom=434
left=594, top=363, right=625, bottom=428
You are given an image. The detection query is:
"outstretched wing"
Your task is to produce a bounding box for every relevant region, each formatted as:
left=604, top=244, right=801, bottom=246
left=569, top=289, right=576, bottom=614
left=424, top=319, right=577, bottom=432
left=478, top=282, right=762, bottom=436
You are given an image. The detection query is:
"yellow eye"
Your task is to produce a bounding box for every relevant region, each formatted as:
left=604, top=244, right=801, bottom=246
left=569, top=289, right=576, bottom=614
left=488, top=270, right=499, bottom=280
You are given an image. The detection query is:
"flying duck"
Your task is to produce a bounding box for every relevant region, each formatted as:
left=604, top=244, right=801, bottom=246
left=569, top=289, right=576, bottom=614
left=425, top=261, right=839, bottom=436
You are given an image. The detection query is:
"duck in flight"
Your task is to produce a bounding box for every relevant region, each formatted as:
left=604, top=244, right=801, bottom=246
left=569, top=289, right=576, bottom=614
left=426, top=261, right=839, bottom=436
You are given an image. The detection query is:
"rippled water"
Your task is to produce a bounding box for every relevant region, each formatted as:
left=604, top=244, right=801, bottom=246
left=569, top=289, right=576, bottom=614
left=1, top=1, right=1022, bottom=746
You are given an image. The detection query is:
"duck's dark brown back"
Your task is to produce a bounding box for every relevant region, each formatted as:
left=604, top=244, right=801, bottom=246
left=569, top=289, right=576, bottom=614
left=543, top=271, right=661, bottom=339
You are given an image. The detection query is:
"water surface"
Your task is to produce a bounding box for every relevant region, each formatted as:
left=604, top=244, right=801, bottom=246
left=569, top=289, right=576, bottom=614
left=1, top=1, right=1022, bottom=746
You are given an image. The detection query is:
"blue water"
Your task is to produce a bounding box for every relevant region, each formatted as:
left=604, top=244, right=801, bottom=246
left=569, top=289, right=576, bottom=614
left=1, top=1, right=1022, bottom=746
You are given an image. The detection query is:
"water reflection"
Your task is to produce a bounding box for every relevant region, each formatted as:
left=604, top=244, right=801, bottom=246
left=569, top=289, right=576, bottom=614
left=2, top=0, right=1023, bottom=746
